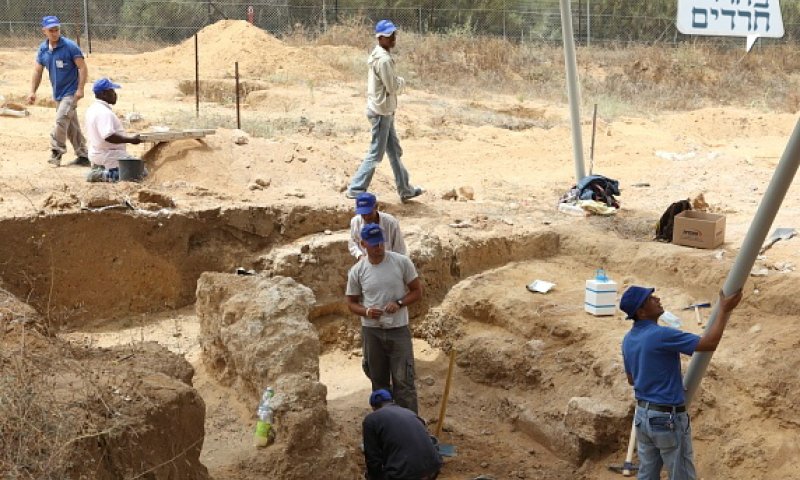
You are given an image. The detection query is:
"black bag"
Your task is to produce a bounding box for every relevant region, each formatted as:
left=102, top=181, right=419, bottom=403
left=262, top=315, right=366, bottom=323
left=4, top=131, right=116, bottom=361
left=655, top=200, right=692, bottom=242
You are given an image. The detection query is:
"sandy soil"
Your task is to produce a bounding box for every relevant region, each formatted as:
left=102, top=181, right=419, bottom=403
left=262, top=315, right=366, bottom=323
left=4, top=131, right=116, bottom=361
left=4, top=19, right=800, bottom=480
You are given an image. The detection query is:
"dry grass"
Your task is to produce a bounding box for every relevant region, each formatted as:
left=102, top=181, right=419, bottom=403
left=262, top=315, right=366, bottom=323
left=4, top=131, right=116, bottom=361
left=177, top=79, right=270, bottom=104
left=293, top=20, right=800, bottom=116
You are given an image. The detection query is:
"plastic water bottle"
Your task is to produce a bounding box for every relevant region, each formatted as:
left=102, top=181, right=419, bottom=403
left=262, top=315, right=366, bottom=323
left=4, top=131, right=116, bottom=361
left=254, top=387, right=275, bottom=447
left=595, top=268, right=608, bottom=281
left=659, top=311, right=682, bottom=329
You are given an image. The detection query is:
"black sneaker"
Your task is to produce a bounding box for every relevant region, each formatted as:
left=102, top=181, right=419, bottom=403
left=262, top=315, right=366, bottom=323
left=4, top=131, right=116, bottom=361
left=401, top=186, right=425, bottom=203
left=48, top=150, right=62, bottom=167
left=70, top=156, right=91, bottom=167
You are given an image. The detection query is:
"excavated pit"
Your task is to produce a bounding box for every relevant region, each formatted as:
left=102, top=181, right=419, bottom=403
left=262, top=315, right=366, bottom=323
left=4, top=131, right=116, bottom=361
left=3, top=205, right=800, bottom=479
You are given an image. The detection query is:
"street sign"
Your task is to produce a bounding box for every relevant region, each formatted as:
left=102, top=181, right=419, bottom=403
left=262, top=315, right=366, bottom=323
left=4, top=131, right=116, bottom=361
left=677, top=0, right=784, bottom=51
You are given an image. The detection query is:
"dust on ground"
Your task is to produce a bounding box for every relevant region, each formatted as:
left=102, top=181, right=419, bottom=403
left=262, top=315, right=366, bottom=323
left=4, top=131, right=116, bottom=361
left=2, top=19, right=800, bottom=480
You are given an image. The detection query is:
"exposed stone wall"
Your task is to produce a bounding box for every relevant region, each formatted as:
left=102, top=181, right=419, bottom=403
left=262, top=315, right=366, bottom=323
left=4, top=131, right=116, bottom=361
left=195, top=273, right=359, bottom=479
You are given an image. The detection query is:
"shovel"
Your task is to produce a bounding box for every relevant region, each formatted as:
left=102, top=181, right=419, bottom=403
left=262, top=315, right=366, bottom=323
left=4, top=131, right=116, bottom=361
left=434, top=349, right=457, bottom=458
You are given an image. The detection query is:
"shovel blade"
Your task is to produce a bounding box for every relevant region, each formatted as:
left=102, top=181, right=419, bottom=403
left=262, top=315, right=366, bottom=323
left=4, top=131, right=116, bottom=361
left=437, top=443, right=457, bottom=457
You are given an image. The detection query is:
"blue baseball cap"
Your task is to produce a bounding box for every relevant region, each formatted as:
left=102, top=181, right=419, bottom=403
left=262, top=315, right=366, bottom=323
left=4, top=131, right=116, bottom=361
left=619, top=286, right=655, bottom=320
left=93, top=77, right=121, bottom=94
left=375, top=20, right=398, bottom=37
left=369, top=389, right=393, bottom=407
left=360, top=223, right=385, bottom=247
left=41, top=16, right=61, bottom=29
left=355, top=192, right=377, bottom=215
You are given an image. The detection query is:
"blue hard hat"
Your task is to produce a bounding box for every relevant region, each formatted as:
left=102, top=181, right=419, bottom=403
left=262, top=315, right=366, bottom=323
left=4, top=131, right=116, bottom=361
left=619, top=286, right=655, bottom=320
left=355, top=192, right=377, bottom=215
left=93, top=77, right=122, bottom=94
left=375, top=19, right=398, bottom=37
left=360, top=223, right=385, bottom=247
left=369, top=389, right=392, bottom=407
left=41, top=16, right=61, bottom=28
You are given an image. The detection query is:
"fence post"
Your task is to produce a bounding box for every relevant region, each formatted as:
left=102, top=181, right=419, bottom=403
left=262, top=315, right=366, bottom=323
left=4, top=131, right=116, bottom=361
left=502, top=0, right=506, bottom=40
left=418, top=7, right=423, bottom=34
left=322, top=0, right=327, bottom=33
left=586, top=0, right=591, bottom=47
left=82, top=0, right=91, bottom=54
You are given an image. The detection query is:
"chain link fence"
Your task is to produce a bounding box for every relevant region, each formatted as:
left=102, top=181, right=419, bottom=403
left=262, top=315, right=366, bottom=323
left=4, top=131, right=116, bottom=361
left=3, top=0, right=800, bottom=52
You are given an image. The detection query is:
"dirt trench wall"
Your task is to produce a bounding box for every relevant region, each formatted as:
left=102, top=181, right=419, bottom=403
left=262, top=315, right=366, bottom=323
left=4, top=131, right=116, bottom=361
left=260, top=227, right=560, bottom=348
left=0, top=288, right=208, bottom=479
left=195, top=272, right=359, bottom=479
left=0, top=205, right=350, bottom=326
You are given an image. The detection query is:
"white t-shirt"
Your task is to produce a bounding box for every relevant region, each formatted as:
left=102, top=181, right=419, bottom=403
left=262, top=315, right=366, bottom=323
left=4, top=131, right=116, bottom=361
left=346, top=251, right=418, bottom=329
left=85, top=99, right=131, bottom=168
left=348, top=212, right=407, bottom=259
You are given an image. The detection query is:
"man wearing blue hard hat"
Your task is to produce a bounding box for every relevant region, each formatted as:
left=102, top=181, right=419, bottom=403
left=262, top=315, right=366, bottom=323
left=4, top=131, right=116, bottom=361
left=29, top=15, right=90, bottom=167
left=346, top=223, right=423, bottom=414
left=620, top=285, right=742, bottom=480
left=344, top=19, right=424, bottom=203
left=84, top=78, right=143, bottom=182
left=348, top=192, right=407, bottom=261
left=362, top=389, right=442, bottom=480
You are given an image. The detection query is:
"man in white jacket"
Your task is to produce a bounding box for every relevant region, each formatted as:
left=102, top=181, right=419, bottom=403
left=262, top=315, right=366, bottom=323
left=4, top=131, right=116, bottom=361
left=345, top=20, right=424, bottom=203
left=348, top=192, right=407, bottom=261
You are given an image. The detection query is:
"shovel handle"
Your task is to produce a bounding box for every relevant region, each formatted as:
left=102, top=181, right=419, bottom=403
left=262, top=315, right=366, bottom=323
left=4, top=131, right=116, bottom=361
left=435, top=349, right=457, bottom=438
left=694, top=306, right=702, bottom=326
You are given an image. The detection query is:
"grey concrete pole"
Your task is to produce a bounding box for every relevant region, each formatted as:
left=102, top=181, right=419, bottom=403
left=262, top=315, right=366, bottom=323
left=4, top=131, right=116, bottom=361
left=559, top=0, right=586, bottom=182
left=683, top=117, right=800, bottom=406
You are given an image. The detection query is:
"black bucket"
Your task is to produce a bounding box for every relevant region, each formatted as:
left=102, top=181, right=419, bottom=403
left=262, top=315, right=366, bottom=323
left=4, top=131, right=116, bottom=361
left=118, top=158, right=144, bottom=182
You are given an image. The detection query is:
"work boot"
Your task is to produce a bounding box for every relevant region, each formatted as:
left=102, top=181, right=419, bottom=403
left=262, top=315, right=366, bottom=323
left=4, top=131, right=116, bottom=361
left=345, top=190, right=362, bottom=200
left=401, top=186, right=425, bottom=203
left=69, top=156, right=90, bottom=167
left=48, top=150, right=62, bottom=167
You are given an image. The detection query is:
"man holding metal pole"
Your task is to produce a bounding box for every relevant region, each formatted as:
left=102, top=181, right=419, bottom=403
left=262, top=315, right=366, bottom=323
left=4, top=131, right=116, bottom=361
left=619, top=286, right=742, bottom=480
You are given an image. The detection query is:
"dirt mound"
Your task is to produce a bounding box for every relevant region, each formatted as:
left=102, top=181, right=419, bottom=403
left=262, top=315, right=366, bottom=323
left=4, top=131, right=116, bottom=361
left=118, top=20, right=339, bottom=82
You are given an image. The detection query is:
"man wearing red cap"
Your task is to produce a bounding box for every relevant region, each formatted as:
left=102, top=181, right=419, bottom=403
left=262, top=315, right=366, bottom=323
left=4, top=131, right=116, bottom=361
left=620, top=286, right=742, bottom=480
left=28, top=15, right=89, bottom=167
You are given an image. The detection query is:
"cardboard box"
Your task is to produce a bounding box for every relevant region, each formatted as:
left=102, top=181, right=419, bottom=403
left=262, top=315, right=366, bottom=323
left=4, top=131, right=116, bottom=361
left=672, top=210, right=725, bottom=249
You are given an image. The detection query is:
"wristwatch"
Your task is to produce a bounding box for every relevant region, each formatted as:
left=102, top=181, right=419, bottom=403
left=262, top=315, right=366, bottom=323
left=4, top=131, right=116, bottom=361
left=396, top=299, right=404, bottom=307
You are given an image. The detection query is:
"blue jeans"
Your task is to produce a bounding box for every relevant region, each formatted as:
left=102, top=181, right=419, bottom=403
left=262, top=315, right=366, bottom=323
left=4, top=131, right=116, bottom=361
left=634, top=406, right=696, bottom=480
left=348, top=112, right=415, bottom=197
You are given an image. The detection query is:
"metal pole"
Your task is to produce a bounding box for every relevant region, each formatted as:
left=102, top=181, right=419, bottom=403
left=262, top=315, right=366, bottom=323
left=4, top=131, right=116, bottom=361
left=194, top=33, right=199, bottom=118
left=683, top=117, right=800, bottom=406
left=83, top=0, right=92, bottom=54
left=235, top=61, right=241, bottom=130
left=502, top=0, right=506, bottom=41
left=586, top=0, right=591, bottom=47
left=559, top=0, right=586, bottom=182
left=589, top=103, right=597, bottom=175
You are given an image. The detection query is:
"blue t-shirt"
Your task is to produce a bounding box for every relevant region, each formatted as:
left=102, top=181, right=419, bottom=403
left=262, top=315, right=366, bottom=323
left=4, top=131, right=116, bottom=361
left=622, top=320, right=700, bottom=405
left=35, top=37, right=84, bottom=101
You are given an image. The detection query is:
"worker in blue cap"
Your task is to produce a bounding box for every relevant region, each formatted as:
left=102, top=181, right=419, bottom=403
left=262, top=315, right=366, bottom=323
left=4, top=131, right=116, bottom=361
left=620, top=286, right=742, bottom=480
left=84, top=78, right=143, bottom=182
left=344, top=19, right=424, bottom=203
left=363, top=389, right=442, bottom=480
left=29, top=15, right=90, bottom=167
left=346, top=223, right=423, bottom=414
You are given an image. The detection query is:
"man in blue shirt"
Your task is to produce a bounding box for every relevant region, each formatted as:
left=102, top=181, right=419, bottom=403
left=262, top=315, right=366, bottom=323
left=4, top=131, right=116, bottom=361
left=620, top=286, right=742, bottom=480
left=28, top=15, right=89, bottom=167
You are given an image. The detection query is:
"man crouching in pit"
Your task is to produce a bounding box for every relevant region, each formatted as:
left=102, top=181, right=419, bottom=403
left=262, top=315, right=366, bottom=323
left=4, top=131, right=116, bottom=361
left=85, top=78, right=143, bottom=182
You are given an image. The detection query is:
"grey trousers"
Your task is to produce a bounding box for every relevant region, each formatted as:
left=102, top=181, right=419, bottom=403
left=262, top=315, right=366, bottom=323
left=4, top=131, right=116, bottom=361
left=362, top=325, right=418, bottom=414
left=51, top=95, right=87, bottom=157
